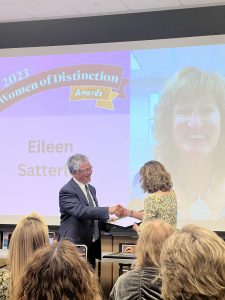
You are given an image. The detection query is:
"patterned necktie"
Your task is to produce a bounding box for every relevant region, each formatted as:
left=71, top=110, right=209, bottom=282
left=85, top=184, right=99, bottom=241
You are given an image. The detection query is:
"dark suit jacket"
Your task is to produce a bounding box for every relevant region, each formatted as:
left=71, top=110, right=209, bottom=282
left=59, top=178, right=109, bottom=259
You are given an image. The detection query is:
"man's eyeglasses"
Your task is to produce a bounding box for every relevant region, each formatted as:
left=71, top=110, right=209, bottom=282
left=78, top=166, right=93, bottom=174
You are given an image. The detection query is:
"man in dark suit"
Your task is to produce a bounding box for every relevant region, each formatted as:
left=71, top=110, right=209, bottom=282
left=59, top=153, right=120, bottom=268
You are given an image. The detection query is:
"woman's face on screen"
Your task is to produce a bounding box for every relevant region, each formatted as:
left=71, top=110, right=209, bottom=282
left=172, top=95, right=221, bottom=156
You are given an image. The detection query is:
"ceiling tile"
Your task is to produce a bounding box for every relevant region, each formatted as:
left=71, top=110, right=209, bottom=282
left=121, top=0, right=181, bottom=10
left=67, top=0, right=129, bottom=15
left=0, top=0, right=224, bottom=23
left=21, top=0, right=80, bottom=19
left=0, top=0, right=34, bottom=3
left=180, top=0, right=225, bottom=6
left=0, top=3, right=32, bottom=22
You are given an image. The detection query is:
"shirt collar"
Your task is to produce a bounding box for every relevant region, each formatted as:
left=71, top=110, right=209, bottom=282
left=73, top=177, right=86, bottom=189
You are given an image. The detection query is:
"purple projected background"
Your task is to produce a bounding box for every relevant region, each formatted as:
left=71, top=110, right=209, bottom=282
left=0, top=51, right=130, bottom=219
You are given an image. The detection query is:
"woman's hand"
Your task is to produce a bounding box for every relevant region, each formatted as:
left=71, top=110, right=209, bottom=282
left=124, top=246, right=136, bottom=254
left=133, top=222, right=140, bottom=233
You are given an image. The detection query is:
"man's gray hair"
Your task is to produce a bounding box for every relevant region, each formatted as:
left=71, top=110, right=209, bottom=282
left=67, top=154, right=89, bottom=174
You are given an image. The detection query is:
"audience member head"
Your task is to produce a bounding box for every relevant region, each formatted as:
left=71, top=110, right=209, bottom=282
left=13, top=240, right=102, bottom=300
left=160, top=224, right=225, bottom=299
left=135, top=220, right=175, bottom=268
left=8, top=212, right=49, bottom=292
left=139, top=160, right=173, bottom=193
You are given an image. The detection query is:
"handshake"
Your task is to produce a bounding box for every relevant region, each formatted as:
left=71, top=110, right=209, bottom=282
left=108, top=205, right=141, bottom=233
left=108, top=204, right=131, bottom=218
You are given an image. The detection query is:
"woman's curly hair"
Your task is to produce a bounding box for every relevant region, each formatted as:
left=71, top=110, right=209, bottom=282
left=160, top=225, right=225, bottom=300
left=13, top=240, right=102, bottom=300
left=139, top=160, right=173, bottom=193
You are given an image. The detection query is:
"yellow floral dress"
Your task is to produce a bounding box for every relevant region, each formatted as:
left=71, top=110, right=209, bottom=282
left=0, top=268, right=10, bottom=300
left=142, top=190, right=177, bottom=228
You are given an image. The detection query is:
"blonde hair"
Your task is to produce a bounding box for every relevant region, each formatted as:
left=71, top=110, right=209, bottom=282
left=13, top=240, right=102, bottom=300
left=139, top=160, right=173, bottom=193
left=8, top=212, right=49, bottom=294
left=135, top=220, right=175, bottom=268
left=160, top=224, right=225, bottom=300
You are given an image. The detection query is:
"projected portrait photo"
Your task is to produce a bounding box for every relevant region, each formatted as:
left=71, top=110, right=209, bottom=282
left=129, top=44, right=225, bottom=229
left=154, top=67, right=225, bottom=222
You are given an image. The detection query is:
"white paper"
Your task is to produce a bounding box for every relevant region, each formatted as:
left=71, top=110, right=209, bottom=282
left=107, top=216, right=141, bottom=228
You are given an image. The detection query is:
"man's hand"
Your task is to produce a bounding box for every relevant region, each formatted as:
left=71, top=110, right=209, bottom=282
left=108, top=204, right=125, bottom=217
left=114, top=205, right=134, bottom=218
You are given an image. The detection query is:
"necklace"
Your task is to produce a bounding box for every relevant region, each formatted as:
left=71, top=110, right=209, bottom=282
left=181, top=183, right=211, bottom=220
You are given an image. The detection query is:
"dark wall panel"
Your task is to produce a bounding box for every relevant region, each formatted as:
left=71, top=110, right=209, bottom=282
left=0, top=5, right=225, bottom=48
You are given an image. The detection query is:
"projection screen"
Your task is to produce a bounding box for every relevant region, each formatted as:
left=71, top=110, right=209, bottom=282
left=0, top=35, right=225, bottom=231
